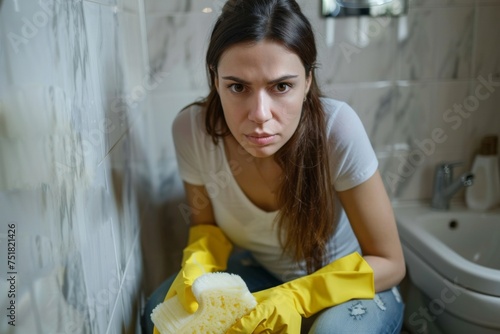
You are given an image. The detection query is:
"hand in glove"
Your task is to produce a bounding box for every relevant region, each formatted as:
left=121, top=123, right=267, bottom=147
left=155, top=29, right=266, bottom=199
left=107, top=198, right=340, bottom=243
left=226, top=252, right=374, bottom=334
left=153, top=224, right=232, bottom=334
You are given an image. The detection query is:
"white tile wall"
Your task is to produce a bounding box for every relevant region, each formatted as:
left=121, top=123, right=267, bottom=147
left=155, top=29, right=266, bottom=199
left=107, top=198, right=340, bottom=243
left=139, top=0, right=500, bottom=296
left=0, top=0, right=150, bottom=333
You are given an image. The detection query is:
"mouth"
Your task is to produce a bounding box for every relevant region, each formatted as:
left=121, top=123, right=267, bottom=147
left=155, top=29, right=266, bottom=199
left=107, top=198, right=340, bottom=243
left=245, top=133, right=276, bottom=146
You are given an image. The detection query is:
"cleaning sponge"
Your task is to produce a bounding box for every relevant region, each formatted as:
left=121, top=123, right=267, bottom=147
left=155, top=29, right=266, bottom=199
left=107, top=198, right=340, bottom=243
left=151, top=272, right=257, bottom=334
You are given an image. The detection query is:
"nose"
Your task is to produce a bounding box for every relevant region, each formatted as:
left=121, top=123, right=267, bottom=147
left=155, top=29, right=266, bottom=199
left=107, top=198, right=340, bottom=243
left=248, top=91, right=272, bottom=124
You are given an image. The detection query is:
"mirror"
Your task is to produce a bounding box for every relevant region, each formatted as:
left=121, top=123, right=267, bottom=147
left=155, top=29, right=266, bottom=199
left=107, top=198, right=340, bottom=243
left=336, top=0, right=394, bottom=8
left=322, top=0, right=408, bottom=17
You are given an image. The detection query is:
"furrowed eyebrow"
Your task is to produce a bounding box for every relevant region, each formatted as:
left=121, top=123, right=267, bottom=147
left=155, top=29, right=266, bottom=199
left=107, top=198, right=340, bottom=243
left=221, top=76, right=251, bottom=85
left=221, top=75, right=299, bottom=85
left=267, top=75, right=299, bottom=84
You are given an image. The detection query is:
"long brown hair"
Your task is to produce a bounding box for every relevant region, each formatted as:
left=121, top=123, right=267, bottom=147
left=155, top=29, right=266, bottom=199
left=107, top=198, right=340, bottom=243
left=203, top=0, right=335, bottom=273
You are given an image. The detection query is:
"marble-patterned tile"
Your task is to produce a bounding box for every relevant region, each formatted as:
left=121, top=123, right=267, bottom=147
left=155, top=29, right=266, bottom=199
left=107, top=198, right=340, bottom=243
left=107, top=140, right=140, bottom=276
left=477, top=0, right=500, bottom=5
left=119, top=3, right=153, bottom=102
left=380, top=146, right=470, bottom=201
left=427, top=81, right=473, bottom=153
left=321, top=82, right=396, bottom=152
left=0, top=286, right=39, bottom=333
left=0, top=85, right=101, bottom=192
left=0, top=86, right=78, bottom=192
left=37, top=265, right=91, bottom=334
left=0, top=188, right=93, bottom=333
left=118, top=238, right=143, bottom=334
left=3, top=0, right=112, bottom=175
left=0, top=20, right=9, bottom=94
left=106, top=294, right=126, bottom=334
left=149, top=90, right=208, bottom=161
left=397, top=6, right=474, bottom=80
left=473, top=7, right=500, bottom=78
left=296, top=0, right=323, bottom=16
left=378, top=152, right=429, bottom=200
left=121, top=0, right=143, bottom=13
left=123, top=105, right=155, bottom=179
left=144, top=0, right=226, bottom=14
left=48, top=2, right=107, bottom=170
left=83, top=148, right=141, bottom=331
left=120, top=5, right=148, bottom=86
left=74, top=186, right=122, bottom=334
left=381, top=80, right=473, bottom=199
left=432, top=8, right=474, bottom=80
left=0, top=268, right=90, bottom=334
left=408, top=0, right=475, bottom=7
left=381, top=82, right=433, bottom=154
left=0, top=85, right=71, bottom=138
left=1, top=0, right=112, bottom=168
left=0, top=191, right=48, bottom=334
left=83, top=1, right=131, bottom=159
left=86, top=0, right=117, bottom=6
left=146, top=12, right=216, bottom=92
left=464, top=77, right=500, bottom=161
left=315, top=15, right=398, bottom=84
left=0, top=0, right=59, bottom=86
left=382, top=84, right=432, bottom=197
left=144, top=0, right=319, bottom=18
left=394, top=81, right=470, bottom=153
left=107, top=235, right=142, bottom=334
left=1, top=1, right=145, bottom=334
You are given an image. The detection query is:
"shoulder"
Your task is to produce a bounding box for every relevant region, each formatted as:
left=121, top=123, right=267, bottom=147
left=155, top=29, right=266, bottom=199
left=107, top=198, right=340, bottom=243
left=172, top=102, right=211, bottom=158
left=320, top=97, right=363, bottom=135
left=172, top=103, right=208, bottom=140
left=320, top=97, right=348, bottom=114
left=321, top=98, right=378, bottom=189
left=173, top=103, right=204, bottom=131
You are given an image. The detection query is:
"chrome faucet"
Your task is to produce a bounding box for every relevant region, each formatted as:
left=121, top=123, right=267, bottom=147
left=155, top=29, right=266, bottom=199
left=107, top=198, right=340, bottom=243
left=431, top=162, right=474, bottom=210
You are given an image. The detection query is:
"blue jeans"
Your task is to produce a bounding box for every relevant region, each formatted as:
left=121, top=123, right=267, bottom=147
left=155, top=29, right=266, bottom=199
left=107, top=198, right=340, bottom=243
left=141, top=251, right=404, bottom=334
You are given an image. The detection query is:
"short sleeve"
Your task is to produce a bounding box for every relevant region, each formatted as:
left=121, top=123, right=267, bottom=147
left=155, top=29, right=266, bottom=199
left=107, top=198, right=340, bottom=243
left=172, top=105, right=205, bottom=185
left=324, top=99, right=378, bottom=192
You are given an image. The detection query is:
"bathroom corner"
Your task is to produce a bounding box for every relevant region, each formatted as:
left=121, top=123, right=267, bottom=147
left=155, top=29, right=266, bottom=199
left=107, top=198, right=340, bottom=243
left=0, top=0, right=153, bottom=333
left=1, top=0, right=500, bottom=333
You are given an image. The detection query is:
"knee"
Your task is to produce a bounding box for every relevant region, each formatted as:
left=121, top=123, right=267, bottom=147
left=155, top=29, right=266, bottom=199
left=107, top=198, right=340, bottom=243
left=308, top=294, right=404, bottom=334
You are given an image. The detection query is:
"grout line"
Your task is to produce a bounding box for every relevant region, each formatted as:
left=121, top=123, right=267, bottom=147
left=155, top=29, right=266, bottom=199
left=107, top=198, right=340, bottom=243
left=105, top=231, right=141, bottom=334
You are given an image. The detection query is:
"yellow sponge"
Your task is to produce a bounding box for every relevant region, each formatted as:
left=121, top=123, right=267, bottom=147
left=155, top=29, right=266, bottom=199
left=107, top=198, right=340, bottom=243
left=151, top=272, right=257, bottom=334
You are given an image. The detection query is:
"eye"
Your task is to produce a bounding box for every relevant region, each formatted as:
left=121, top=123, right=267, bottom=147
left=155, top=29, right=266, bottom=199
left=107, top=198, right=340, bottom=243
left=228, top=83, right=246, bottom=93
left=275, top=82, right=293, bottom=93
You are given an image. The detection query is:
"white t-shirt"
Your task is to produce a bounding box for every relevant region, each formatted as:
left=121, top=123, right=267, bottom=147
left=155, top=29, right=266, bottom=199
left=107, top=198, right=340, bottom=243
left=172, top=98, right=378, bottom=281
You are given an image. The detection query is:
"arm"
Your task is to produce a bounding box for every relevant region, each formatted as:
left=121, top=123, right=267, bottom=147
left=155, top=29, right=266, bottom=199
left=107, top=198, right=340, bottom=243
left=337, top=170, right=406, bottom=292
left=227, top=252, right=374, bottom=334
left=152, top=182, right=232, bottom=333
left=168, top=182, right=231, bottom=307
left=183, top=181, right=218, bottom=227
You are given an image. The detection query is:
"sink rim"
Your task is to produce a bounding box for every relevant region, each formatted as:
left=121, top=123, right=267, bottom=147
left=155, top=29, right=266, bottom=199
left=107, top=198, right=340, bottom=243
left=394, top=201, right=500, bottom=297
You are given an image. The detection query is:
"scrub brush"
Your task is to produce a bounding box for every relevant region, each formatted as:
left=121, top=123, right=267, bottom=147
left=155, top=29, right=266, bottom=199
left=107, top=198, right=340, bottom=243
left=151, top=272, right=256, bottom=334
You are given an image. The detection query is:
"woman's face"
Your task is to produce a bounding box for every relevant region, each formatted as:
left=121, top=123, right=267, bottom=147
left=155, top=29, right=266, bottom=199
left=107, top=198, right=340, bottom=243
left=215, top=40, right=311, bottom=158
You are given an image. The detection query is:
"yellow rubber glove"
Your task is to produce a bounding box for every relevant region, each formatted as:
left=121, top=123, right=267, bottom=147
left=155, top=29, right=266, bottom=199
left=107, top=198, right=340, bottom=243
left=153, top=224, right=232, bottom=334
left=226, top=252, right=374, bottom=334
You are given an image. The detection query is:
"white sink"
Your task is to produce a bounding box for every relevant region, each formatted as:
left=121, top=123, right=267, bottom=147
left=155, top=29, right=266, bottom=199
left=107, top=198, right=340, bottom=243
left=394, top=202, right=500, bottom=333
left=395, top=204, right=500, bottom=296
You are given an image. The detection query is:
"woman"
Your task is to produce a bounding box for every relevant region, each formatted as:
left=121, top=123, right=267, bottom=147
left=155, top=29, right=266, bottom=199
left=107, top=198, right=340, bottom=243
left=143, top=0, right=405, bottom=333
